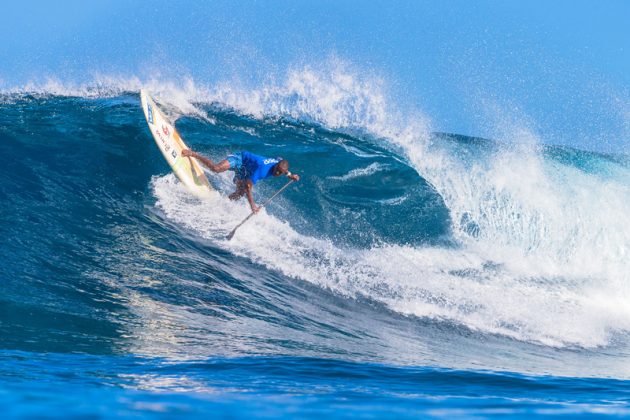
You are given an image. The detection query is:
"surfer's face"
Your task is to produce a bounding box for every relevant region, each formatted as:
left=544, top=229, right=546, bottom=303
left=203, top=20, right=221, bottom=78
left=272, top=163, right=289, bottom=177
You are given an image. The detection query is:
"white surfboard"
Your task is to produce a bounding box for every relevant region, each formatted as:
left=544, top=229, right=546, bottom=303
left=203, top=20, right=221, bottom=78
left=140, top=89, right=213, bottom=199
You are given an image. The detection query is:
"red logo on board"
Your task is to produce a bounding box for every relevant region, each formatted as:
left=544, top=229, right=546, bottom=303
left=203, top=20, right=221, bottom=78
left=162, top=125, right=170, bottom=136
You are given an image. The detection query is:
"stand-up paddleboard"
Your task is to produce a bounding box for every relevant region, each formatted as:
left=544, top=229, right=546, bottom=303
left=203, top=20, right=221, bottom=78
left=140, top=89, right=213, bottom=199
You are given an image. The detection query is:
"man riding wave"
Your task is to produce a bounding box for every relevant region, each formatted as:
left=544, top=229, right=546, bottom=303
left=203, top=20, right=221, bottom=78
left=182, top=149, right=300, bottom=213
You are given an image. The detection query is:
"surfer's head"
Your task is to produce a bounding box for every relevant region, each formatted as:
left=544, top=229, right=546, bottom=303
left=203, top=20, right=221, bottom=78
left=272, top=159, right=290, bottom=177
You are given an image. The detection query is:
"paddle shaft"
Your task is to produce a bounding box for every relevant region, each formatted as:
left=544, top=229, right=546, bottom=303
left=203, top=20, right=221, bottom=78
left=226, top=179, right=295, bottom=240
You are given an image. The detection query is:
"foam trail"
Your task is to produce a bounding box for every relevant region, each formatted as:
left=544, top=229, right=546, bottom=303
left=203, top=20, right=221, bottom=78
left=329, top=163, right=388, bottom=181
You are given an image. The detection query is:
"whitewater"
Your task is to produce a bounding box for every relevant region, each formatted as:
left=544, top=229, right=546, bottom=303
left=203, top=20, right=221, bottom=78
left=2, top=65, right=630, bottom=416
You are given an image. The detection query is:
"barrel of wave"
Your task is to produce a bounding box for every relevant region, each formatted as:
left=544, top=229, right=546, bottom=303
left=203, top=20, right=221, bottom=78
left=140, top=89, right=214, bottom=200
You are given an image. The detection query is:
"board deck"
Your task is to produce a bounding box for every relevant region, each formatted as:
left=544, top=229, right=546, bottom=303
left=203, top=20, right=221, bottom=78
left=140, top=89, right=213, bottom=199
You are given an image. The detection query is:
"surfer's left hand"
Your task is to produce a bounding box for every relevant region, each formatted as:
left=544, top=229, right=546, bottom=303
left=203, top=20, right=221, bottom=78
left=288, top=173, right=300, bottom=181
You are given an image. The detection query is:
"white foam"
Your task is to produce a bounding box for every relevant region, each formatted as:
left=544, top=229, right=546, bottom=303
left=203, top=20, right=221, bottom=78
left=0, top=74, right=215, bottom=123
left=3, top=75, right=142, bottom=98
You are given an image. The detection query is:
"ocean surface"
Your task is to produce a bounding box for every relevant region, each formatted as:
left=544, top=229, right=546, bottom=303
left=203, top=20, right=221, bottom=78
left=2, top=77, right=630, bottom=417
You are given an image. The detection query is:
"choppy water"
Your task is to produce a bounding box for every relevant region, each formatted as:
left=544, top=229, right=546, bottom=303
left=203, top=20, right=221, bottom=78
left=2, top=74, right=630, bottom=417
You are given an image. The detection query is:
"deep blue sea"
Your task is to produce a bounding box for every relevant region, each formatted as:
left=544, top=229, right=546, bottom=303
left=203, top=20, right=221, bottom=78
left=2, top=78, right=630, bottom=417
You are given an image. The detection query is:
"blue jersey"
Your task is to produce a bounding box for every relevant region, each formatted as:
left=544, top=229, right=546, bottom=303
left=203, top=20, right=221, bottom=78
left=238, top=151, right=280, bottom=184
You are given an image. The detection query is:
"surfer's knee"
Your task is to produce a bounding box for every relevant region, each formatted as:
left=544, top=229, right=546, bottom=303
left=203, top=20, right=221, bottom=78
left=214, top=160, right=231, bottom=173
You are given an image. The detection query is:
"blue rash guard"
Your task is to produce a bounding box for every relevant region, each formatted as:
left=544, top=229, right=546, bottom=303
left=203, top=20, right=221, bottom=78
left=227, top=151, right=280, bottom=184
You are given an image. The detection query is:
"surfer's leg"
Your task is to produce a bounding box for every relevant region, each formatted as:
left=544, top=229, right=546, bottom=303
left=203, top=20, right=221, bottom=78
left=183, top=150, right=228, bottom=172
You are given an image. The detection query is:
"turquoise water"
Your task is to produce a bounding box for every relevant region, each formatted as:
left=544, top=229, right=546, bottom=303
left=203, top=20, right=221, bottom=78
left=2, top=89, right=630, bottom=417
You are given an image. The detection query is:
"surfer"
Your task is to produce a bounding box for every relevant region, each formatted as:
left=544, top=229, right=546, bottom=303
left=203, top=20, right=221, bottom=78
left=182, top=149, right=300, bottom=213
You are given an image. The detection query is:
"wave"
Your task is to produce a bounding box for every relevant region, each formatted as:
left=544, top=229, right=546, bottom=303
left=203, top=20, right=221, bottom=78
left=4, top=63, right=630, bottom=353
left=139, top=65, right=630, bottom=349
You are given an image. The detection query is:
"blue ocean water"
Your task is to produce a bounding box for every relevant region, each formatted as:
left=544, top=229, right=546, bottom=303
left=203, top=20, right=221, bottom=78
left=2, top=77, right=630, bottom=417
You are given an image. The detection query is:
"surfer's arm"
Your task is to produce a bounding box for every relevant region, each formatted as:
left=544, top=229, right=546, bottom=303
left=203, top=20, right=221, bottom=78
left=287, top=172, right=300, bottom=181
left=245, top=180, right=259, bottom=213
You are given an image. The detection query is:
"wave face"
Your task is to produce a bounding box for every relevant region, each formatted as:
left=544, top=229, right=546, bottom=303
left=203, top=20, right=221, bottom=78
left=2, top=69, right=630, bottom=416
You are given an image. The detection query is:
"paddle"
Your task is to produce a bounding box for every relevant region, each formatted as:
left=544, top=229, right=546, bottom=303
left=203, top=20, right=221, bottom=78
left=226, top=179, right=295, bottom=240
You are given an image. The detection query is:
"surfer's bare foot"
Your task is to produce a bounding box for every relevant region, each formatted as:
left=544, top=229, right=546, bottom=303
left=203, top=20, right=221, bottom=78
left=182, top=149, right=194, bottom=157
